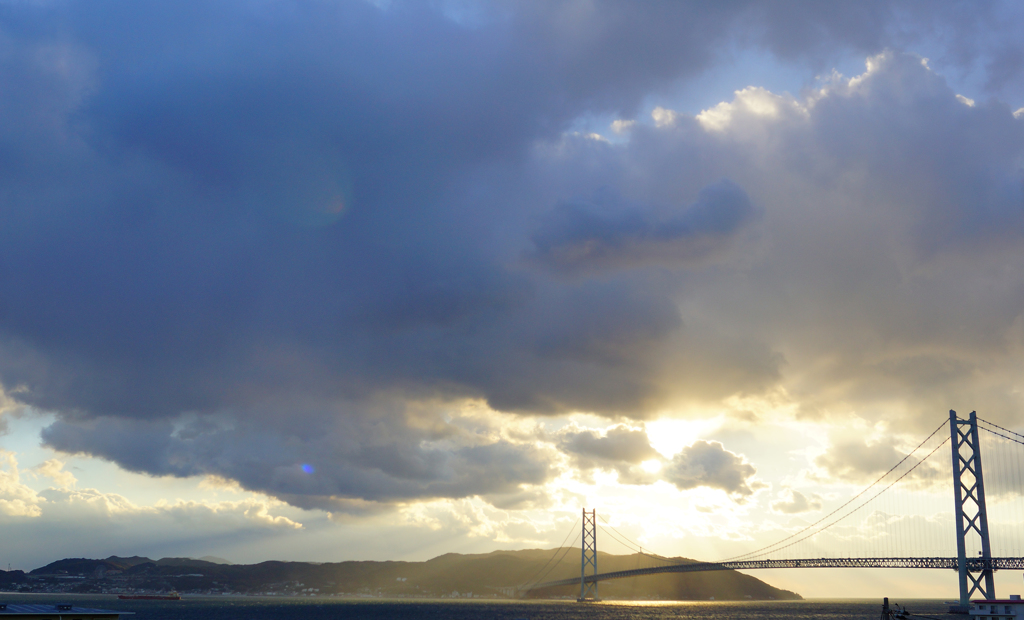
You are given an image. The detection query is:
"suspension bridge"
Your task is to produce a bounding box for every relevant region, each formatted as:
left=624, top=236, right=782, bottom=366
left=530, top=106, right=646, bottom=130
left=516, top=410, right=1024, bottom=613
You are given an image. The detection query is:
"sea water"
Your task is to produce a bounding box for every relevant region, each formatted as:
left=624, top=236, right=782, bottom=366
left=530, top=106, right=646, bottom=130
left=1, top=595, right=953, bottom=619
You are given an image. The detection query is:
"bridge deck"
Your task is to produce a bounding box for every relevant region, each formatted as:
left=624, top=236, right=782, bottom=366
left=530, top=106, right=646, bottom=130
left=523, top=557, right=1024, bottom=591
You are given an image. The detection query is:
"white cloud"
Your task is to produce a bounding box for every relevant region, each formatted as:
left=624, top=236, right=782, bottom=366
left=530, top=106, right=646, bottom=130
left=0, top=387, right=29, bottom=435
left=160, top=497, right=303, bottom=530
left=33, top=486, right=303, bottom=530
left=197, top=474, right=246, bottom=493
left=31, top=458, right=76, bottom=488
left=696, top=86, right=806, bottom=132
left=770, top=488, right=822, bottom=514
left=0, top=451, right=43, bottom=517
left=610, top=119, right=635, bottom=134
left=0, top=448, right=302, bottom=551
left=651, top=106, right=679, bottom=127
left=662, top=440, right=766, bottom=498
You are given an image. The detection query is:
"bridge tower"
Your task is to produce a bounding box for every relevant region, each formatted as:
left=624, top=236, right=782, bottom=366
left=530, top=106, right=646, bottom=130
left=579, top=508, right=599, bottom=602
left=950, top=410, right=995, bottom=610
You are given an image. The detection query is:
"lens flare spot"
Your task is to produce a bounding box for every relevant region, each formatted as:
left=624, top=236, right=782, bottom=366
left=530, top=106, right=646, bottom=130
left=301, top=463, right=315, bottom=474
left=325, top=197, right=346, bottom=215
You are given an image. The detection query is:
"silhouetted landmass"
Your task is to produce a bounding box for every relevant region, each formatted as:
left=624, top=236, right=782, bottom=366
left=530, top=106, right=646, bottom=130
left=0, top=549, right=800, bottom=601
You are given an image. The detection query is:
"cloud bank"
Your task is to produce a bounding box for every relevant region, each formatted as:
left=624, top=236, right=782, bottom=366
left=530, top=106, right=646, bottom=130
left=0, top=2, right=1021, bottom=514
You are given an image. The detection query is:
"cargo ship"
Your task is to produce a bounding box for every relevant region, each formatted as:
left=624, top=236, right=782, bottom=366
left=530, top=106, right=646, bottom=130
left=117, top=593, right=180, bottom=600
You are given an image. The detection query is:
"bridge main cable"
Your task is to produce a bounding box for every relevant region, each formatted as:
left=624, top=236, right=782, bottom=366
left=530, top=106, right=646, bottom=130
left=517, top=516, right=581, bottom=593
left=596, top=515, right=678, bottom=565
left=720, top=419, right=949, bottom=563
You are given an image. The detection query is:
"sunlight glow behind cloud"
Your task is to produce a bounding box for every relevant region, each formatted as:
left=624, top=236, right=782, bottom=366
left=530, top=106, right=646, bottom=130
left=0, top=0, right=1022, bottom=599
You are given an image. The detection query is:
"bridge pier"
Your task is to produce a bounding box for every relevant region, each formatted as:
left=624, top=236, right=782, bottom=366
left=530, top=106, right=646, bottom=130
left=950, top=410, right=995, bottom=612
left=578, top=508, right=599, bottom=602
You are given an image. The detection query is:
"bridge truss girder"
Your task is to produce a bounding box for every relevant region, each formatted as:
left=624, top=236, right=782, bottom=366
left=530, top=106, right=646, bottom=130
left=524, top=556, right=1024, bottom=592
left=524, top=411, right=1007, bottom=604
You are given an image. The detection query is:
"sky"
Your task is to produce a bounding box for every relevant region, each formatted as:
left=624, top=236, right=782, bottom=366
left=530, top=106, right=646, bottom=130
left=1, top=0, right=1024, bottom=599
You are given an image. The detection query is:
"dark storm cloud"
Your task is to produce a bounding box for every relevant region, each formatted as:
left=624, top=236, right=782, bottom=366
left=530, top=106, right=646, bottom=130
left=2, top=0, right=762, bottom=507
left=41, top=403, right=557, bottom=508
left=561, top=425, right=660, bottom=464
left=0, top=1, right=1022, bottom=510
left=559, top=424, right=661, bottom=484
left=0, top=0, right=770, bottom=423
left=529, top=180, right=758, bottom=275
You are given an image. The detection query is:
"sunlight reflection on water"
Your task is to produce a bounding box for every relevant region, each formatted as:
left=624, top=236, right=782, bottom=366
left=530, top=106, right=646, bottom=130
left=3, top=595, right=954, bottom=620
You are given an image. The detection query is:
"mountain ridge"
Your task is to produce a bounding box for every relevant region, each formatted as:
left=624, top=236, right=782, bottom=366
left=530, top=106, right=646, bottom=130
left=1, top=549, right=801, bottom=600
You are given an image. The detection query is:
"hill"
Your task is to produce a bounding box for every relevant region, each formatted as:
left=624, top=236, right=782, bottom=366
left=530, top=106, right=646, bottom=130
left=1, top=549, right=800, bottom=600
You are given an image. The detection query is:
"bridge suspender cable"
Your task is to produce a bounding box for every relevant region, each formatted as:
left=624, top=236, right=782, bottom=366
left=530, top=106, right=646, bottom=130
left=742, top=436, right=951, bottom=560
left=977, top=419, right=1024, bottom=447
left=597, top=525, right=674, bottom=567
left=518, top=517, right=581, bottom=592
left=721, top=419, right=949, bottom=563
left=593, top=420, right=952, bottom=567
left=976, top=415, right=1024, bottom=559
left=976, top=417, right=1024, bottom=440
left=596, top=517, right=677, bottom=564
left=530, top=534, right=581, bottom=591
left=519, top=413, right=1024, bottom=600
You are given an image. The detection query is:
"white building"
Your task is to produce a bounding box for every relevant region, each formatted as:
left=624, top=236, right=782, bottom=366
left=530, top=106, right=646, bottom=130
left=971, top=594, right=1024, bottom=618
